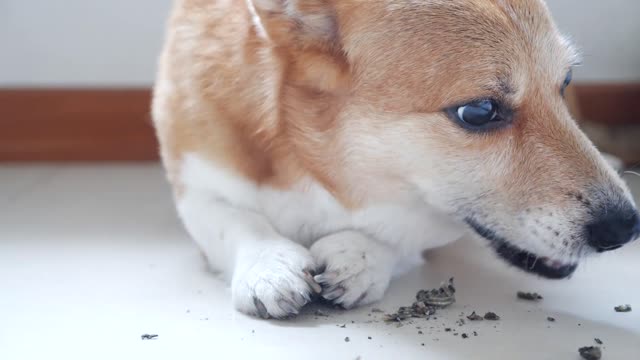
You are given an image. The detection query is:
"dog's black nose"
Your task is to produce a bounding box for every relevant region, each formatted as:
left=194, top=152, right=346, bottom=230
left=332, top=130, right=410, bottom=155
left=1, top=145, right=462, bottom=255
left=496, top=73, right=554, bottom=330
left=586, top=204, right=640, bottom=252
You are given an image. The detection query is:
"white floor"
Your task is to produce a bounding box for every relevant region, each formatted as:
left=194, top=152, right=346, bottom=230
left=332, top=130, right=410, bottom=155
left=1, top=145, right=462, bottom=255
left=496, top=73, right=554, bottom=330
left=1, top=164, right=639, bottom=360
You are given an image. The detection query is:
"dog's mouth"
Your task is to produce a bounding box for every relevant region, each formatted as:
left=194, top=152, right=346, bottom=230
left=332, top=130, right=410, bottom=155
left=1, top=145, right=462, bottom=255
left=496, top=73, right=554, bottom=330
left=465, top=218, right=578, bottom=279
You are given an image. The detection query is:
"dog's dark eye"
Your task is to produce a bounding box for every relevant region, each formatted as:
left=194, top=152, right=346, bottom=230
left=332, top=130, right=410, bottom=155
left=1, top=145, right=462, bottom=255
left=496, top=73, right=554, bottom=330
left=453, top=100, right=500, bottom=128
left=561, top=69, right=573, bottom=96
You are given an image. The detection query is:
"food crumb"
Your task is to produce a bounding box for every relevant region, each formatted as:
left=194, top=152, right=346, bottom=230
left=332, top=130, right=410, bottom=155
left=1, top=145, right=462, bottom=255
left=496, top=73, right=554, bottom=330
left=368, top=336, right=372, bottom=340
left=466, top=311, right=483, bottom=321
left=473, top=331, right=478, bottom=337
left=578, top=346, right=602, bottom=360
left=385, top=278, right=455, bottom=322
left=517, top=291, right=543, bottom=301
left=444, top=328, right=452, bottom=332
left=483, top=312, right=500, bottom=321
left=594, top=338, right=603, bottom=345
left=141, top=334, right=158, bottom=340
left=461, top=333, right=468, bottom=339
left=614, top=304, right=632, bottom=312
left=421, top=343, right=425, bottom=346
left=344, top=337, right=350, bottom=343
left=418, top=330, right=423, bottom=334
left=547, top=316, right=556, bottom=322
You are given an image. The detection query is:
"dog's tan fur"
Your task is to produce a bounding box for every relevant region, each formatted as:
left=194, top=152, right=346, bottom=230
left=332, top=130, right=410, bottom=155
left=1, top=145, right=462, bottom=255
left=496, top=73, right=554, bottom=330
left=154, top=0, right=614, bottom=210
left=152, top=0, right=636, bottom=317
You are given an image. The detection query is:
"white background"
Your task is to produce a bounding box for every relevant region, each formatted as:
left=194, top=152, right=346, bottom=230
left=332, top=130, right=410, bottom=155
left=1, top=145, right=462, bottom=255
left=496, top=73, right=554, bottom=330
left=1, top=0, right=639, bottom=86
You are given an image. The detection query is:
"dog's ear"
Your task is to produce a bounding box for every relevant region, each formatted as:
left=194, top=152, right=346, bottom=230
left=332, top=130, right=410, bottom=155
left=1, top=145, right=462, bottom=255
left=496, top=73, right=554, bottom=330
left=249, top=0, right=338, bottom=47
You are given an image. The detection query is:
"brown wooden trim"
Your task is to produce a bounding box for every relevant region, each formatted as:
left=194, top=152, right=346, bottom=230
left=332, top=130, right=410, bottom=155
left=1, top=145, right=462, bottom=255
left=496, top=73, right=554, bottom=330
left=572, top=83, right=640, bottom=125
left=0, top=84, right=638, bottom=161
left=0, top=89, right=158, bottom=161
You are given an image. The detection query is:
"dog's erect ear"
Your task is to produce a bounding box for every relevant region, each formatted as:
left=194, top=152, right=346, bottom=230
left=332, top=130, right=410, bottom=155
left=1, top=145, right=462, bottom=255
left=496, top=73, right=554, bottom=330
left=249, top=0, right=338, bottom=46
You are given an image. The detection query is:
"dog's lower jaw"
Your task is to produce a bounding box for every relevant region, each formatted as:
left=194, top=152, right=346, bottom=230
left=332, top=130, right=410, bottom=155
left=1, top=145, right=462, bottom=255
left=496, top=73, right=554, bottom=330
left=465, top=218, right=578, bottom=279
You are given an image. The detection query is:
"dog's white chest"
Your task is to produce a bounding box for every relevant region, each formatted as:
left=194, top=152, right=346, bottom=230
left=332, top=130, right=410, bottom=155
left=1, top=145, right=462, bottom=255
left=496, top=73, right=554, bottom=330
left=180, top=154, right=466, bottom=253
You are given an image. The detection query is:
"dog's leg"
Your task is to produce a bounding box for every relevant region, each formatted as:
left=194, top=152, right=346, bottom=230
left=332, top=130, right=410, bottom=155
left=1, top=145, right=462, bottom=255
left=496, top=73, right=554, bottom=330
left=178, top=191, right=320, bottom=319
left=310, top=231, right=397, bottom=309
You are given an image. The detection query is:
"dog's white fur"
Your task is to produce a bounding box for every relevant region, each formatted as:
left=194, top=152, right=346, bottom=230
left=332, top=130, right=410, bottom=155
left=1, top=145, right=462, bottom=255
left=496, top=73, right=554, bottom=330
left=178, top=153, right=462, bottom=317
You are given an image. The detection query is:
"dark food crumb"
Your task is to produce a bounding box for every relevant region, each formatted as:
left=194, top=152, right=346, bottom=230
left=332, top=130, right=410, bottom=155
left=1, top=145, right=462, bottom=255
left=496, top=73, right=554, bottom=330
left=594, top=338, right=603, bottom=345
left=614, top=304, right=632, bottom=312
left=517, top=291, right=543, bottom=301
left=453, top=333, right=459, bottom=336
left=339, top=324, right=346, bottom=328
left=445, top=328, right=452, bottom=332
left=418, top=330, right=423, bottom=334
left=483, top=312, right=500, bottom=321
left=473, top=331, right=478, bottom=337
left=466, top=311, right=483, bottom=321
left=385, top=278, right=455, bottom=322
left=421, top=343, right=425, bottom=346
left=368, top=336, right=372, bottom=340
left=579, top=346, right=602, bottom=360
left=141, top=334, right=158, bottom=340
left=344, top=337, right=350, bottom=343
left=461, top=333, right=468, bottom=339
left=547, top=316, right=556, bottom=322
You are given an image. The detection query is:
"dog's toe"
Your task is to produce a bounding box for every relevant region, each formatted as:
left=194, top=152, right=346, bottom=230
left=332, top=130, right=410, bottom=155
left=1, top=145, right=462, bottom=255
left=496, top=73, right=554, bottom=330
left=232, top=243, right=320, bottom=319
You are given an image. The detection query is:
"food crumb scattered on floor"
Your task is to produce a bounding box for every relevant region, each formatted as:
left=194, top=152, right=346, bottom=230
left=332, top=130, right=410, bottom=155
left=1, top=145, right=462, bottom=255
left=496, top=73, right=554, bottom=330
left=466, top=311, right=483, bottom=321
left=483, top=312, right=500, bottom=321
left=578, top=346, right=602, bottom=360
left=547, top=316, right=556, bottom=322
left=517, top=291, right=543, bottom=301
left=614, top=304, right=632, bottom=312
left=594, top=338, right=603, bottom=345
left=140, top=334, right=158, bottom=340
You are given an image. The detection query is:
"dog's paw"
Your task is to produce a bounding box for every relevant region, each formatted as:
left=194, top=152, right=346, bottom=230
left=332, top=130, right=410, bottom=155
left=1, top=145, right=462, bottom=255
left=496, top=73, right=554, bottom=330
left=232, top=242, right=321, bottom=319
left=310, top=231, right=394, bottom=309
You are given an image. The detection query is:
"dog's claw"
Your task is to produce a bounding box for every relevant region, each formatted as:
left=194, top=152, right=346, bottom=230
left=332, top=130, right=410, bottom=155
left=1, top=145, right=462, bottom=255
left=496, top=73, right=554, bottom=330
left=254, top=297, right=270, bottom=319
left=303, top=270, right=322, bottom=293
left=323, top=286, right=346, bottom=300
left=314, top=272, right=338, bottom=284
left=293, top=291, right=308, bottom=306
left=278, top=299, right=300, bottom=316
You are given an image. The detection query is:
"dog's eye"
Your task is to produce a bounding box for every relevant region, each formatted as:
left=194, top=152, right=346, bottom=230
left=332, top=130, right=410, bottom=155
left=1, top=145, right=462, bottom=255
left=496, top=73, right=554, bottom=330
left=561, top=69, right=573, bottom=96
left=454, top=100, right=499, bottom=127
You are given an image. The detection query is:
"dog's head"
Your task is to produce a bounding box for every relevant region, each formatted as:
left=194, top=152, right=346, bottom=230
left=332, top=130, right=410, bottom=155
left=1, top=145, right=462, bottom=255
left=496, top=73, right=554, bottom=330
left=251, top=0, right=640, bottom=278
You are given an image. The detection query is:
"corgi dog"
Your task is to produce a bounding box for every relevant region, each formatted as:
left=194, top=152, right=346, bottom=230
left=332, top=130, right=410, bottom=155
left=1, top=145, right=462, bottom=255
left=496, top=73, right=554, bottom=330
left=152, top=0, right=640, bottom=319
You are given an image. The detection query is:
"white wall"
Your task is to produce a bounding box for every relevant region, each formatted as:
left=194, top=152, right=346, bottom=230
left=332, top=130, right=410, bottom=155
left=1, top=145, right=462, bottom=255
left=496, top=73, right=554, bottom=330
left=1, top=0, right=638, bottom=86
left=0, top=0, right=173, bottom=87
left=546, top=0, right=640, bottom=83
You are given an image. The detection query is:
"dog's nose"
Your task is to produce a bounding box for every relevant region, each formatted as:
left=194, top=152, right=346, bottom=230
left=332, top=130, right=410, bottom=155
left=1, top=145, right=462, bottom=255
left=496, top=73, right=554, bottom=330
left=586, top=204, right=640, bottom=252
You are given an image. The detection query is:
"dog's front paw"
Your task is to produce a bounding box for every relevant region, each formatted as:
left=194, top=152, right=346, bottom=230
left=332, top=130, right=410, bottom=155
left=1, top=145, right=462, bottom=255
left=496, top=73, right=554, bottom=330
left=310, top=231, right=395, bottom=309
left=232, top=242, right=321, bottom=319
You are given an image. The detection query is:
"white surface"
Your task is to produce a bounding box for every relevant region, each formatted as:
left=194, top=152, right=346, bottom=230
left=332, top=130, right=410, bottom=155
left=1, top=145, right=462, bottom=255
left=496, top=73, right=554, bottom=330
left=0, top=164, right=639, bottom=360
left=1, top=0, right=639, bottom=86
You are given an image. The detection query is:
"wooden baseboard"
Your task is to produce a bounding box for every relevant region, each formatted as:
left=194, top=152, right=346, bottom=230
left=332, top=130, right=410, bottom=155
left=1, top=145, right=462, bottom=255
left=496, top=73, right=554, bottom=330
left=571, top=83, right=640, bottom=126
left=1, top=84, right=638, bottom=161
left=0, top=89, right=158, bottom=161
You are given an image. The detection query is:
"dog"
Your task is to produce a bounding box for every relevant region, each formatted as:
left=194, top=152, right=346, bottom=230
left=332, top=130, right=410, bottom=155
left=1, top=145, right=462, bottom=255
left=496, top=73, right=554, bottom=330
left=152, top=0, right=640, bottom=319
